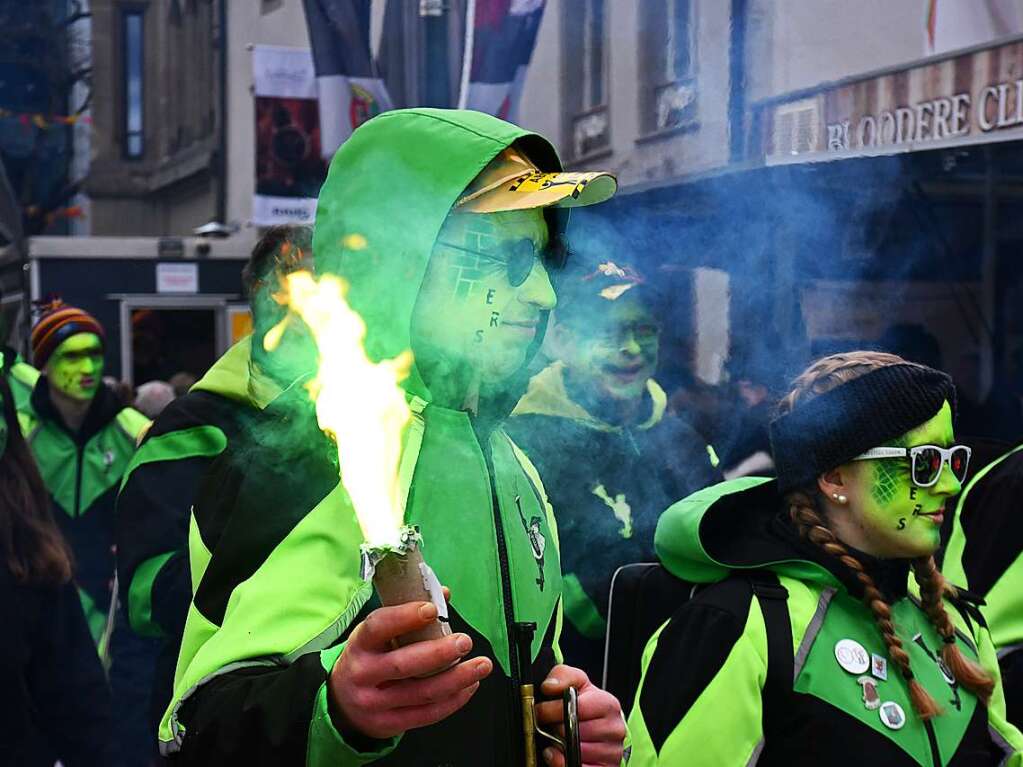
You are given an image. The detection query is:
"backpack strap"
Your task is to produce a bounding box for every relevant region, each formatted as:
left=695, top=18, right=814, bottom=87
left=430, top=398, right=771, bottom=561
left=745, top=570, right=792, bottom=736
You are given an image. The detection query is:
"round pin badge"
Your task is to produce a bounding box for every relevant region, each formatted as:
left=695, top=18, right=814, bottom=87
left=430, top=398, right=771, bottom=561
left=879, top=701, right=906, bottom=730
left=835, top=639, right=870, bottom=674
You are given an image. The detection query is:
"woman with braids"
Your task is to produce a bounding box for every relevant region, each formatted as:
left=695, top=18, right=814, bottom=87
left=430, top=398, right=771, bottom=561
left=626, top=351, right=1023, bottom=766
left=0, top=352, right=113, bottom=765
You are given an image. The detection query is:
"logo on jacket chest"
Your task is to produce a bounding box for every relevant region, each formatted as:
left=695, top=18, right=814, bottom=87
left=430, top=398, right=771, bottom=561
left=514, top=494, right=546, bottom=591
left=592, top=483, right=633, bottom=539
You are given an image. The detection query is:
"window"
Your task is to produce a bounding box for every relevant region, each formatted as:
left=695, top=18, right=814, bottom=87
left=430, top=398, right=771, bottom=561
left=122, top=7, right=145, bottom=159
left=640, top=0, right=697, bottom=134
left=563, top=0, right=610, bottom=160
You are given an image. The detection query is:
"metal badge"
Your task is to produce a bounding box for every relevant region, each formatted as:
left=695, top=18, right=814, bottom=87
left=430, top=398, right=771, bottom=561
left=879, top=701, right=906, bottom=730
left=856, top=676, right=882, bottom=710
left=871, top=653, right=888, bottom=681
left=835, top=639, right=870, bottom=674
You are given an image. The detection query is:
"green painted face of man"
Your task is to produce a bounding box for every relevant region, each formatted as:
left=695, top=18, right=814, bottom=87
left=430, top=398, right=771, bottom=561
left=829, top=400, right=960, bottom=559
left=412, top=209, right=557, bottom=389
left=559, top=291, right=660, bottom=404
left=46, top=333, right=104, bottom=402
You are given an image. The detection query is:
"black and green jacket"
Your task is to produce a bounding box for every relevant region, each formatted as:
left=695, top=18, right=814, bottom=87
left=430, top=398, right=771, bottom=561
left=507, top=360, right=721, bottom=679
left=18, top=378, right=149, bottom=640
left=943, top=444, right=1023, bottom=726
left=627, top=477, right=1023, bottom=766
left=116, top=339, right=260, bottom=727
left=160, top=109, right=573, bottom=765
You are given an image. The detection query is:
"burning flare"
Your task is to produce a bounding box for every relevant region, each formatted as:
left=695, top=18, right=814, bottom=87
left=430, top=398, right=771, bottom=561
left=265, top=268, right=413, bottom=548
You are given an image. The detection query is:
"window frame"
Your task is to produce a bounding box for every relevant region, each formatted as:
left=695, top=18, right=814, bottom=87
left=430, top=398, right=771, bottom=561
left=120, top=3, right=147, bottom=160
left=561, top=0, right=611, bottom=163
left=638, top=0, right=700, bottom=139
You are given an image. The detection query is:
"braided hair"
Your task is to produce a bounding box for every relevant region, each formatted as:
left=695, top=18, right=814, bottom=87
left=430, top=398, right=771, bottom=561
left=777, top=351, right=993, bottom=719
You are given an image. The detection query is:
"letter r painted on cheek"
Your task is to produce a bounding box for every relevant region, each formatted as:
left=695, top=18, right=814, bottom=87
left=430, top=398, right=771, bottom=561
left=490, top=312, right=500, bottom=328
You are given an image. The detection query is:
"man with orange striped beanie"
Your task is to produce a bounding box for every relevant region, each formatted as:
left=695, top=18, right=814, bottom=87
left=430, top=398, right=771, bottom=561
left=19, top=298, right=152, bottom=761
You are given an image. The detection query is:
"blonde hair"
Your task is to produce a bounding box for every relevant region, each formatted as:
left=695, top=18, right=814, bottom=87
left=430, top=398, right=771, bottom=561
left=779, top=351, right=993, bottom=719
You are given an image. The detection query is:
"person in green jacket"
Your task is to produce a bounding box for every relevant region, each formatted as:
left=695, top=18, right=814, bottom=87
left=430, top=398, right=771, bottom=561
left=115, top=224, right=314, bottom=737
left=627, top=350, right=1023, bottom=766
left=21, top=299, right=150, bottom=643
left=160, top=109, right=627, bottom=766
left=20, top=299, right=153, bottom=766
left=942, top=443, right=1023, bottom=728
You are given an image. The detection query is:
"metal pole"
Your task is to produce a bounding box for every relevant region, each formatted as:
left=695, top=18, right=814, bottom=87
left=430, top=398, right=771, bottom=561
left=457, top=0, right=476, bottom=109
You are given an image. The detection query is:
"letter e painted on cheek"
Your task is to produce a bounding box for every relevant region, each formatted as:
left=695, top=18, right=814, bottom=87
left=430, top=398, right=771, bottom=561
left=490, top=312, right=500, bottom=328
left=909, top=487, right=918, bottom=501
left=486, top=289, right=496, bottom=305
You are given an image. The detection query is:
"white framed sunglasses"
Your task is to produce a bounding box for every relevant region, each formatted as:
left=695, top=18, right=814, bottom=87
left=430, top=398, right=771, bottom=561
left=851, top=444, right=972, bottom=488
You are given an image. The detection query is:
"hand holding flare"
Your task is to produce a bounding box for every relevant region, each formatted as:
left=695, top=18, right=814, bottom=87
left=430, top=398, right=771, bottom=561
left=268, top=267, right=491, bottom=740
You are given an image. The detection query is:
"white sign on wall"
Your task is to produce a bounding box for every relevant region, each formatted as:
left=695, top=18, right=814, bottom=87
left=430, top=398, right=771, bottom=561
left=156, top=262, right=199, bottom=294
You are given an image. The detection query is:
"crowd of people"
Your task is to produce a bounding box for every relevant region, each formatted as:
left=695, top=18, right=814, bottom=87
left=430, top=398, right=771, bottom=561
left=3, top=108, right=1022, bottom=766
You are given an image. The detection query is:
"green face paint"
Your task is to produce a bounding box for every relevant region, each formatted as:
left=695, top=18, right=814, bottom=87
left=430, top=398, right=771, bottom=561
left=851, top=400, right=959, bottom=558
left=413, top=209, right=557, bottom=384
left=47, top=332, right=104, bottom=402
left=561, top=294, right=660, bottom=403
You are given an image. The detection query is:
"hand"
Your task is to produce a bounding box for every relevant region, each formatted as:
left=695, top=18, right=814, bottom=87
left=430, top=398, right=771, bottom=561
left=328, top=599, right=493, bottom=740
left=535, top=665, right=626, bottom=767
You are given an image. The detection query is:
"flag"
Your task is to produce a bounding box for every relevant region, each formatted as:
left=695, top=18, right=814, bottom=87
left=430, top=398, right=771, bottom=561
left=251, top=46, right=328, bottom=226
left=460, top=0, right=547, bottom=121
left=301, top=0, right=394, bottom=158
left=927, top=0, right=1023, bottom=54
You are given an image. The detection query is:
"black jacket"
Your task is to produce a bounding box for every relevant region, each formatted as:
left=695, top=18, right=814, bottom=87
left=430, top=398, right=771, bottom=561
left=506, top=362, right=722, bottom=679
left=0, top=565, right=113, bottom=766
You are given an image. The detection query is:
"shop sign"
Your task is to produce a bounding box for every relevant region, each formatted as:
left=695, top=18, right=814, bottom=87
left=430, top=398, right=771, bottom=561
left=760, top=39, right=1023, bottom=158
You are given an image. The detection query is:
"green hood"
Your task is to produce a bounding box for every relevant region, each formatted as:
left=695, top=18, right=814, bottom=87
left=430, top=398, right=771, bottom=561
left=313, top=108, right=562, bottom=401
left=655, top=476, right=839, bottom=588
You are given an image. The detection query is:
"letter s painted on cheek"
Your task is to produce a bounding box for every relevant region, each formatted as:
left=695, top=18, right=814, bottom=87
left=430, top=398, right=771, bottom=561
left=897, top=518, right=907, bottom=530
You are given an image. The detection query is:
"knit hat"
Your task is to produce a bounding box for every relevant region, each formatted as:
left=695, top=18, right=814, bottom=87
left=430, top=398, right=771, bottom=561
left=31, top=298, right=105, bottom=369
left=769, top=363, right=956, bottom=493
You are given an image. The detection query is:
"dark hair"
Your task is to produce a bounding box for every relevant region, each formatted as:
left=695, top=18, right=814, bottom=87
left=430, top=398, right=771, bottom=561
left=0, top=375, right=72, bottom=585
left=242, top=225, right=314, bottom=301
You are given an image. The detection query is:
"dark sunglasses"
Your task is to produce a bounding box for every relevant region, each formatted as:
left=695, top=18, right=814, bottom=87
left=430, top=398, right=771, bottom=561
left=852, top=444, right=972, bottom=488
left=435, top=236, right=570, bottom=287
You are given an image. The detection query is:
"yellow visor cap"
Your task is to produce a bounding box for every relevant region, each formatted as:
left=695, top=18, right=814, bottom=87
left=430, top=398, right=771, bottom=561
left=456, top=147, right=617, bottom=213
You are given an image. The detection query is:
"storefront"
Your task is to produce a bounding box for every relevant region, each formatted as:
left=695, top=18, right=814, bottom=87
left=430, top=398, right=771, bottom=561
left=591, top=36, right=1023, bottom=444
left=7, top=234, right=254, bottom=386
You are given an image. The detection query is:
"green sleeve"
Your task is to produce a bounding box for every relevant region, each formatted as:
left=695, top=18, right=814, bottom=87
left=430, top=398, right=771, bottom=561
left=127, top=551, right=176, bottom=637
left=974, top=620, right=1023, bottom=762
left=626, top=600, right=767, bottom=766
left=305, top=645, right=402, bottom=766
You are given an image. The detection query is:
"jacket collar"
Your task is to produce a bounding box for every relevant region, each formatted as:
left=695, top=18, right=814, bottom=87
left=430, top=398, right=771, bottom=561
left=511, top=361, right=666, bottom=433
left=31, top=376, right=124, bottom=443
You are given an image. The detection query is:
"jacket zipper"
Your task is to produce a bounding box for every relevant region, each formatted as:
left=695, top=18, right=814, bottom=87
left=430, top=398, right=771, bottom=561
left=479, top=436, right=522, bottom=761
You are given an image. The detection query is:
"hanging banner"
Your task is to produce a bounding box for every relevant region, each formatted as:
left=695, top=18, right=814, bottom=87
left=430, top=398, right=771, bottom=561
left=462, top=0, right=547, bottom=121
left=302, top=0, right=393, bottom=159
left=251, top=45, right=328, bottom=226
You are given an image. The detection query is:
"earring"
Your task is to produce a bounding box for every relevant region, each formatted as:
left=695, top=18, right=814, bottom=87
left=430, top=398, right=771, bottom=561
left=831, top=493, right=848, bottom=505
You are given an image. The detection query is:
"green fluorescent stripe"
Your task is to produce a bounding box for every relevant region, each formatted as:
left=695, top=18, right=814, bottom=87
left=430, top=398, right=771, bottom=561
left=129, top=551, right=176, bottom=638
left=562, top=572, right=606, bottom=640
left=120, top=425, right=228, bottom=493
left=78, top=587, right=106, bottom=645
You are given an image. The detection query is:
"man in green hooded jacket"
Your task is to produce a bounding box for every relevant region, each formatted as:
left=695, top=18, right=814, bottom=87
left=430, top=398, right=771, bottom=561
left=160, top=109, right=627, bottom=766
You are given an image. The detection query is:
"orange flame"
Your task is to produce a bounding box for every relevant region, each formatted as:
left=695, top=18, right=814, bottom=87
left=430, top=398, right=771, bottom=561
left=266, top=269, right=413, bottom=547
